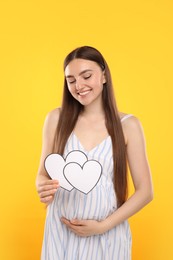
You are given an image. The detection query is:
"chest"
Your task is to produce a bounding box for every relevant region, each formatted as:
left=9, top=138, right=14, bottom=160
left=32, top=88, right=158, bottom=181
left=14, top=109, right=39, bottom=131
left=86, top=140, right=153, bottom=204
left=73, top=119, right=109, bottom=152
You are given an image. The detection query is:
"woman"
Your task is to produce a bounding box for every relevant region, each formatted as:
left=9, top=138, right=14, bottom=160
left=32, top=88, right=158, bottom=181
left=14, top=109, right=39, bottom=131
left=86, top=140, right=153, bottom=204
left=36, top=46, right=153, bottom=259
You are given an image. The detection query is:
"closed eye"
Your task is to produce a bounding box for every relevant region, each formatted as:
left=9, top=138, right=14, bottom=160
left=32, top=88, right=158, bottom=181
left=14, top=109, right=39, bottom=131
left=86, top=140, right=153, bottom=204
left=68, top=80, right=76, bottom=84
left=83, top=74, right=91, bottom=80
left=67, top=75, right=91, bottom=84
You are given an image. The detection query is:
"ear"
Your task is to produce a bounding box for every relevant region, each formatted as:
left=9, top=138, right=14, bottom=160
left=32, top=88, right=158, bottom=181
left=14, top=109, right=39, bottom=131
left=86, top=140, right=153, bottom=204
left=102, top=71, right=106, bottom=84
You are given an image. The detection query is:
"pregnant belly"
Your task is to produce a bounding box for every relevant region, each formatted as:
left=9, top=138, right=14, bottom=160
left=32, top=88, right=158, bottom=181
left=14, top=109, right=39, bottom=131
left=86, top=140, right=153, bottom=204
left=54, top=178, right=117, bottom=221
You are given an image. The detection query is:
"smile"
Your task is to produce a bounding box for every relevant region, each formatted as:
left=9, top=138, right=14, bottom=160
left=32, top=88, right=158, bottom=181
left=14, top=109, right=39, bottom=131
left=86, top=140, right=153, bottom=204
left=77, top=89, right=92, bottom=96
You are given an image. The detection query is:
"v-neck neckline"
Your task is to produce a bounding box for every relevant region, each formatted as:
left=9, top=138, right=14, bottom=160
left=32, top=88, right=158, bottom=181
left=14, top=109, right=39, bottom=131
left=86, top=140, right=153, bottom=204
left=72, top=132, right=111, bottom=153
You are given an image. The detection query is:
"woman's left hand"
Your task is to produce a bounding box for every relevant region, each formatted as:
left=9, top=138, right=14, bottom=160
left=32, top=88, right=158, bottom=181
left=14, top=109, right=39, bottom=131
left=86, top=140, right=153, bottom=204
left=61, top=217, right=105, bottom=237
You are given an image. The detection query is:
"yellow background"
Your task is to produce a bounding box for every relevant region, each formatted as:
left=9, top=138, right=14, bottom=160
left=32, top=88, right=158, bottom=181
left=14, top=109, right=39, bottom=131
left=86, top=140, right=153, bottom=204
left=0, top=0, right=172, bottom=259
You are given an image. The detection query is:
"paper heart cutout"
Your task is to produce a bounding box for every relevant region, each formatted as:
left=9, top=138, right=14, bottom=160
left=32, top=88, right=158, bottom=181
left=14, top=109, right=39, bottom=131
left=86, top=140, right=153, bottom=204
left=63, top=160, right=102, bottom=194
left=44, top=151, right=88, bottom=191
left=44, top=153, right=73, bottom=191
left=66, top=150, right=87, bottom=165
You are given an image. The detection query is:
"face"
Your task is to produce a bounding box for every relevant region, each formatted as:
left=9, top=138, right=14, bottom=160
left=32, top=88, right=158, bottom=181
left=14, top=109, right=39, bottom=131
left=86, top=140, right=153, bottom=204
left=64, top=59, right=106, bottom=106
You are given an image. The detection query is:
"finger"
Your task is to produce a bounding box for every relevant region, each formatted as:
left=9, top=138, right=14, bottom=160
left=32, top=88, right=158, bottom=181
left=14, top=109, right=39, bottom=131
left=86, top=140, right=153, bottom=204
left=61, top=217, right=71, bottom=225
left=70, top=219, right=86, bottom=226
left=39, top=189, right=58, bottom=198
left=38, top=179, right=59, bottom=187
left=61, top=219, right=88, bottom=237
left=40, top=195, right=54, bottom=203
left=69, top=226, right=87, bottom=237
left=61, top=218, right=79, bottom=230
left=61, top=219, right=84, bottom=233
left=37, top=183, right=59, bottom=193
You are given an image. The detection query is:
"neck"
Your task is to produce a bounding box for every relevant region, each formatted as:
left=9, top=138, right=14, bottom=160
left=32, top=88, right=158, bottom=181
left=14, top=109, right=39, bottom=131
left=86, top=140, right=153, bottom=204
left=81, top=98, right=105, bottom=119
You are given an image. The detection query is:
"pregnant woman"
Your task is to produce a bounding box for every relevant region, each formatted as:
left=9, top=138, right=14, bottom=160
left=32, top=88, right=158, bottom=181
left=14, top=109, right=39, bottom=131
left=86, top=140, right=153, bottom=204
left=36, top=46, right=153, bottom=260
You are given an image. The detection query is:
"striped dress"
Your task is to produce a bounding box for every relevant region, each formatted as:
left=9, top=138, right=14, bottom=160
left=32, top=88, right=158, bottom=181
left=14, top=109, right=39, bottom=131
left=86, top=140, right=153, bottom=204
left=41, top=115, right=132, bottom=260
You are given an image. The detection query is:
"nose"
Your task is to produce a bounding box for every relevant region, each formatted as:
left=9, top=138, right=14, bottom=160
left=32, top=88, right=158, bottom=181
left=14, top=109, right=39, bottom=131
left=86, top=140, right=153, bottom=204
left=75, top=78, right=84, bottom=91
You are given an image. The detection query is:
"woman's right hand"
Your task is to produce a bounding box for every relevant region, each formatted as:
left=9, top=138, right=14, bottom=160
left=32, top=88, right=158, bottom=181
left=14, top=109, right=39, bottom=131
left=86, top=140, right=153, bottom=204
left=36, top=179, right=59, bottom=205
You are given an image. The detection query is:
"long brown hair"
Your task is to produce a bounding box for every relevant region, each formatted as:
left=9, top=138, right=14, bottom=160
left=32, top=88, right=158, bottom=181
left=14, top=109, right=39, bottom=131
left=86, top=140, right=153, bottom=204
left=53, top=46, right=127, bottom=207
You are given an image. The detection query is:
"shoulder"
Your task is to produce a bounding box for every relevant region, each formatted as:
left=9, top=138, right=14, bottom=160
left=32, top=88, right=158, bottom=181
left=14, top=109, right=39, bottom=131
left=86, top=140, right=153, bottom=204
left=119, top=112, right=139, bottom=126
left=43, top=107, right=61, bottom=134
left=119, top=112, right=143, bottom=144
left=45, top=107, right=61, bottom=123
left=119, top=112, right=127, bottom=120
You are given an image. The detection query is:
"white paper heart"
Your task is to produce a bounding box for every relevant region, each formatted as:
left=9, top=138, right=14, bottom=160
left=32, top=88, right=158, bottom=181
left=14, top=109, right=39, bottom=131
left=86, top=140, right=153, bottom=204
left=66, top=150, right=87, bottom=165
left=63, top=160, right=102, bottom=194
left=44, top=154, right=73, bottom=191
left=44, top=151, right=88, bottom=191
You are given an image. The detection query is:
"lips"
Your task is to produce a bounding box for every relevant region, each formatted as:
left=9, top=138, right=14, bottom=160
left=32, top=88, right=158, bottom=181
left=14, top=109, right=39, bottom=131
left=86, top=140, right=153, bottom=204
left=77, top=88, right=92, bottom=96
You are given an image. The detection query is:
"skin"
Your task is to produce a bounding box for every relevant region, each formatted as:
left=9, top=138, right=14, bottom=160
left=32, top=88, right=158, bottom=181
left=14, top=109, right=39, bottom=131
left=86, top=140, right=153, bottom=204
left=36, top=58, right=153, bottom=236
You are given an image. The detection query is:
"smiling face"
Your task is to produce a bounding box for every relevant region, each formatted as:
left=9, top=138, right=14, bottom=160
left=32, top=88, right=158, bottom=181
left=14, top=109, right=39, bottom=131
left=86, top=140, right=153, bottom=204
left=64, top=59, right=106, bottom=106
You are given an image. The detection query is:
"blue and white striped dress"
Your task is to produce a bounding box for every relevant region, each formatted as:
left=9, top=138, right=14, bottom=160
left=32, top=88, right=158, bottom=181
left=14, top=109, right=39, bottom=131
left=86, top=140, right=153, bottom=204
left=41, top=115, right=132, bottom=260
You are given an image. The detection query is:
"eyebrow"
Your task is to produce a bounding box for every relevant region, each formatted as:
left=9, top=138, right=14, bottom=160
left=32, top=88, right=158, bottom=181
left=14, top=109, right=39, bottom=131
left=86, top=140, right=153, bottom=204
left=65, top=69, right=93, bottom=78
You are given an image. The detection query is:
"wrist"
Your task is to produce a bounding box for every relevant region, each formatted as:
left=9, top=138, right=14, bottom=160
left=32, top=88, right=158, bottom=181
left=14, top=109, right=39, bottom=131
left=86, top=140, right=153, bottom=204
left=99, top=218, right=111, bottom=234
left=100, top=215, right=115, bottom=234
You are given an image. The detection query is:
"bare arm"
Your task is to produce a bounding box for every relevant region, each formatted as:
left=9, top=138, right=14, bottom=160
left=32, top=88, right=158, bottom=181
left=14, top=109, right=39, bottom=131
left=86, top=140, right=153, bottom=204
left=36, top=108, right=60, bottom=204
left=101, top=116, right=153, bottom=231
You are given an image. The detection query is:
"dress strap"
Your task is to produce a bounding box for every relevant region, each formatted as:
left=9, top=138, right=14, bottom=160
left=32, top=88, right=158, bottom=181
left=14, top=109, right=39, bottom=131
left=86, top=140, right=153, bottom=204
left=121, top=114, right=133, bottom=122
